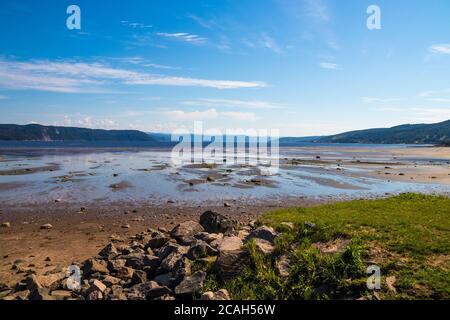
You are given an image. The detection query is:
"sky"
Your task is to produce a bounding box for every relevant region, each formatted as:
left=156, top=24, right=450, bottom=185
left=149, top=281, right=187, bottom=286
left=0, top=0, right=450, bottom=136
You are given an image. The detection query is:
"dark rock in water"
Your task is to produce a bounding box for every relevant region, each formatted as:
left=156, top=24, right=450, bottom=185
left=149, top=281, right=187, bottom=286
left=200, top=211, right=236, bottom=234
left=170, top=221, right=204, bottom=241
left=83, top=259, right=109, bottom=276
left=174, top=271, right=206, bottom=297
left=187, top=240, right=218, bottom=260
left=246, top=226, right=277, bottom=244
left=146, top=286, right=172, bottom=300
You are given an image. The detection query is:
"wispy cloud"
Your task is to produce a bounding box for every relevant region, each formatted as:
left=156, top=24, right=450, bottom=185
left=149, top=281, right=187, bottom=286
left=0, top=58, right=267, bottom=92
left=319, top=62, right=340, bottom=70
left=156, top=32, right=207, bottom=45
left=163, top=108, right=257, bottom=122
left=429, top=44, right=450, bottom=55
left=181, top=98, right=284, bottom=109
left=121, top=21, right=152, bottom=29
left=260, top=33, right=284, bottom=54
left=362, top=97, right=401, bottom=103
left=304, top=0, right=330, bottom=22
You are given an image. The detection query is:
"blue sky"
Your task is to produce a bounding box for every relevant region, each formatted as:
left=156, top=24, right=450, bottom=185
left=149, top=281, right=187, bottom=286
left=0, top=0, right=450, bottom=136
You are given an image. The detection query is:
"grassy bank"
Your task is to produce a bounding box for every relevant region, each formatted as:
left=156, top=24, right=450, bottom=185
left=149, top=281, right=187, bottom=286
left=206, top=193, right=450, bottom=300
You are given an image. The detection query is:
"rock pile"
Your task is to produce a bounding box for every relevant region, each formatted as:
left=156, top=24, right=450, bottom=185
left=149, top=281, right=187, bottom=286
left=0, top=211, right=278, bottom=300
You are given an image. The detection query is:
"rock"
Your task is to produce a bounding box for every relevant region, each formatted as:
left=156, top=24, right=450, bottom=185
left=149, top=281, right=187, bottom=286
left=304, top=221, right=316, bottom=229
left=215, top=237, right=249, bottom=281
left=238, top=230, right=250, bottom=239
left=187, top=240, right=218, bottom=260
left=386, top=276, right=397, bottom=293
left=172, top=258, right=191, bottom=283
left=98, top=243, right=119, bottom=258
left=4, top=290, right=29, bottom=300
left=146, top=286, right=172, bottom=299
left=102, top=275, right=121, bottom=287
left=147, top=233, right=170, bottom=249
left=159, top=249, right=186, bottom=272
left=40, top=224, right=53, bottom=230
left=254, top=238, right=275, bottom=255
left=50, top=290, right=73, bottom=300
left=280, top=222, right=295, bottom=230
left=86, top=290, right=103, bottom=301
left=200, top=211, right=236, bottom=234
left=275, top=255, right=290, bottom=278
left=122, top=224, right=131, bottom=229
left=116, top=267, right=134, bottom=280
left=29, top=288, right=55, bottom=300
left=217, top=236, right=243, bottom=251
left=125, top=254, right=145, bottom=270
left=170, top=221, right=204, bottom=241
left=26, top=272, right=66, bottom=291
left=143, top=255, right=160, bottom=269
left=195, top=232, right=223, bottom=244
left=1, top=222, right=11, bottom=228
left=83, top=259, right=109, bottom=276
left=107, top=259, right=126, bottom=273
left=200, top=289, right=231, bottom=300
left=131, top=270, right=147, bottom=285
left=174, top=272, right=206, bottom=297
left=124, top=281, right=159, bottom=300
left=223, top=202, right=231, bottom=207
left=246, top=226, right=277, bottom=244
left=25, top=274, right=43, bottom=292
left=90, top=279, right=107, bottom=293
left=157, top=242, right=182, bottom=260
left=153, top=273, right=175, bottom=288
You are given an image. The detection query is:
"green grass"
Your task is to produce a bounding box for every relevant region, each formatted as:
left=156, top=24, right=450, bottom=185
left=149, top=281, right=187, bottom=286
left=204, top=193, right=450, bottom=300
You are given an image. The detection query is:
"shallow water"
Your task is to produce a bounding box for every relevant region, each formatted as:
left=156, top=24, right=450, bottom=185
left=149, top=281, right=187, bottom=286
left=0, top=148, right=449, bottom=205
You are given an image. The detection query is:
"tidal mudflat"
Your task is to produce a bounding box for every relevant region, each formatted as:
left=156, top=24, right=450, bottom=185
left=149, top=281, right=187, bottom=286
left=0, top=146, right=449, bottom=207
left=0, top=145, right=449, bottom=287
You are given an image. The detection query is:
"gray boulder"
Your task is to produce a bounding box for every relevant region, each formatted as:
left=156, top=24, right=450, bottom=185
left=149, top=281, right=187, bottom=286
left=199, top=211, right=236, bottom=234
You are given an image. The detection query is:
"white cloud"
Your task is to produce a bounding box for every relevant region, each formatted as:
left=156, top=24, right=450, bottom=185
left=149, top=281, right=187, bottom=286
left=362, top=97, right=400, bottom=103
left=164, top=108, right=219, bottom=121
left=121, top=21, right=152, bottom=29
left=156, top=32, right=207, bottom=44
left=162, top=108, right=257, bottom=122
left=427, top=98, right=450, bottom=103
left=429, top=44, right=450, bottom=55
left=409, top=107, right=450, bottom=122
left=221, top=111, right=257, bottom=121
left=319, top=62, right=340, bottom=70
left=181, top=98, right=284, bottom=109
left=305, top=0, right=330, bottom=22
left=0, top=59, right=266, bottom=92
left=418, top=90, right=434, bottom=98
left=49, top=114, right=119, bottom=129
left=260, top=33, right=284, bottom=54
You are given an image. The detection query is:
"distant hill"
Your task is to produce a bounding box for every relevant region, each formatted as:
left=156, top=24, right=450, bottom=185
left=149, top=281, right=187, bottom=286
left=315, top=120, right=450, bottom=145
left=0, top=124, right=155, bottom=141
